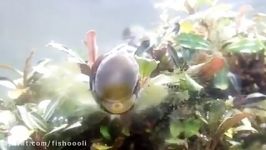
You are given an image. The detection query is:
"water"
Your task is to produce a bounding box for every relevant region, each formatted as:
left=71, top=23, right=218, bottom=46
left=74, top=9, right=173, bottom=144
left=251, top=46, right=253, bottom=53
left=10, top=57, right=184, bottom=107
left=0, top=0, right=264, bottom=69
left=0, top=0, right=159, bottom=69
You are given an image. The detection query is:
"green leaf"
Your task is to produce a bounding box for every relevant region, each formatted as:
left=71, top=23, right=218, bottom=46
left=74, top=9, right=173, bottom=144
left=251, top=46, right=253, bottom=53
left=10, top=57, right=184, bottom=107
left=224, top=38, right=265, bottom=53
left=135, top=56, right=159, bottom=78
left=170, top=118, right=202, bottom=138
left=176, top=33, right=210, bottom=50
left=182, top=73, right=203, bottom=91
left=170, top=120, right=183, bottom=137
left=213, top=68, right=229, bottom=90
left=183, top=118, right=202, bottom=138
left=100, top=126, right=111, bottom=140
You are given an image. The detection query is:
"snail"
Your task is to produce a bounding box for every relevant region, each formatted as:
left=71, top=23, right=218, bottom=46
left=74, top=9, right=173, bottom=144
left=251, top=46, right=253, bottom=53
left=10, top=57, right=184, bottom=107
left=84, top=30, right=140, bottom=114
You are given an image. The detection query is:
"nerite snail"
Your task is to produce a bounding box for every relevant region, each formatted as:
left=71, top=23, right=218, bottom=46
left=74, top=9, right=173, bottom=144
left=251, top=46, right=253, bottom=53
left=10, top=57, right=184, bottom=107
left=85, top=31, right=140, bottom=114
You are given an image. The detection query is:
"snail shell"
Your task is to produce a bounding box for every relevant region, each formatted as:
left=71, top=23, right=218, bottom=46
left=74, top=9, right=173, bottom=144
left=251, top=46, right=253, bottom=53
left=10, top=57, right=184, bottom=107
left=91, top=49, right=139, bottom=114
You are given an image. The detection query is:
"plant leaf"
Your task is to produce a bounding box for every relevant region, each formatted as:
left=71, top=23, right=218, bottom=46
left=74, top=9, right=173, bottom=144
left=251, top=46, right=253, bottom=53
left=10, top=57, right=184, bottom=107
left=135, top=56, right=159, bottom=78
left=176, top=33, right=210, bottom=50
left=234, top=118, right=257, bottom=133
left=182, top=73, right=203, bottom=91
left=42, top=99, right=60, bottom=121
left=224, top=38, right=265, bottom=53
left=215, top=112, right=251, bottom=137
left=100, top=126, right=111, bottom=140
left=28, top=112, right=49, bottom=132
left=63, top=121, right=82, bottom=131
left=208, top=100, right=226, bottom=129
left=46, top=124, right=68, bottom=135
left=91, top=143, right=112, bottom=150
left=180, top=21, right=194, bottom=33
left=47, top=41, right=85, bottom=63
left=0, top=77, right=16, bottom=89
left=213, top=68, right=229, bottom=90
left=170, top=120, right=183, bottom=137
left=184, top=118, right=202, bottom=138
left=165, top=138, right=187, bottom=146
left=0, top=64, right=23, bottom=76
left=23, top=51, right=34, bottom=86
left=17, top=106, right=48, bottom=132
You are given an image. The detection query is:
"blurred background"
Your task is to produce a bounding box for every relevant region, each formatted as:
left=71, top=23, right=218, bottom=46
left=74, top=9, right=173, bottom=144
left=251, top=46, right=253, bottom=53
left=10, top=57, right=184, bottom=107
left=0, top=0, right=265, bottom=69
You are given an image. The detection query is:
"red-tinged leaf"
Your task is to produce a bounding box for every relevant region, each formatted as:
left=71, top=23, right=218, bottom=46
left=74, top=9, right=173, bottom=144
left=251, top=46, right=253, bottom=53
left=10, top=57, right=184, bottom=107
left=198, top=52, right=225, bottom=81
left=85, top=30, right=98, bottom=67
